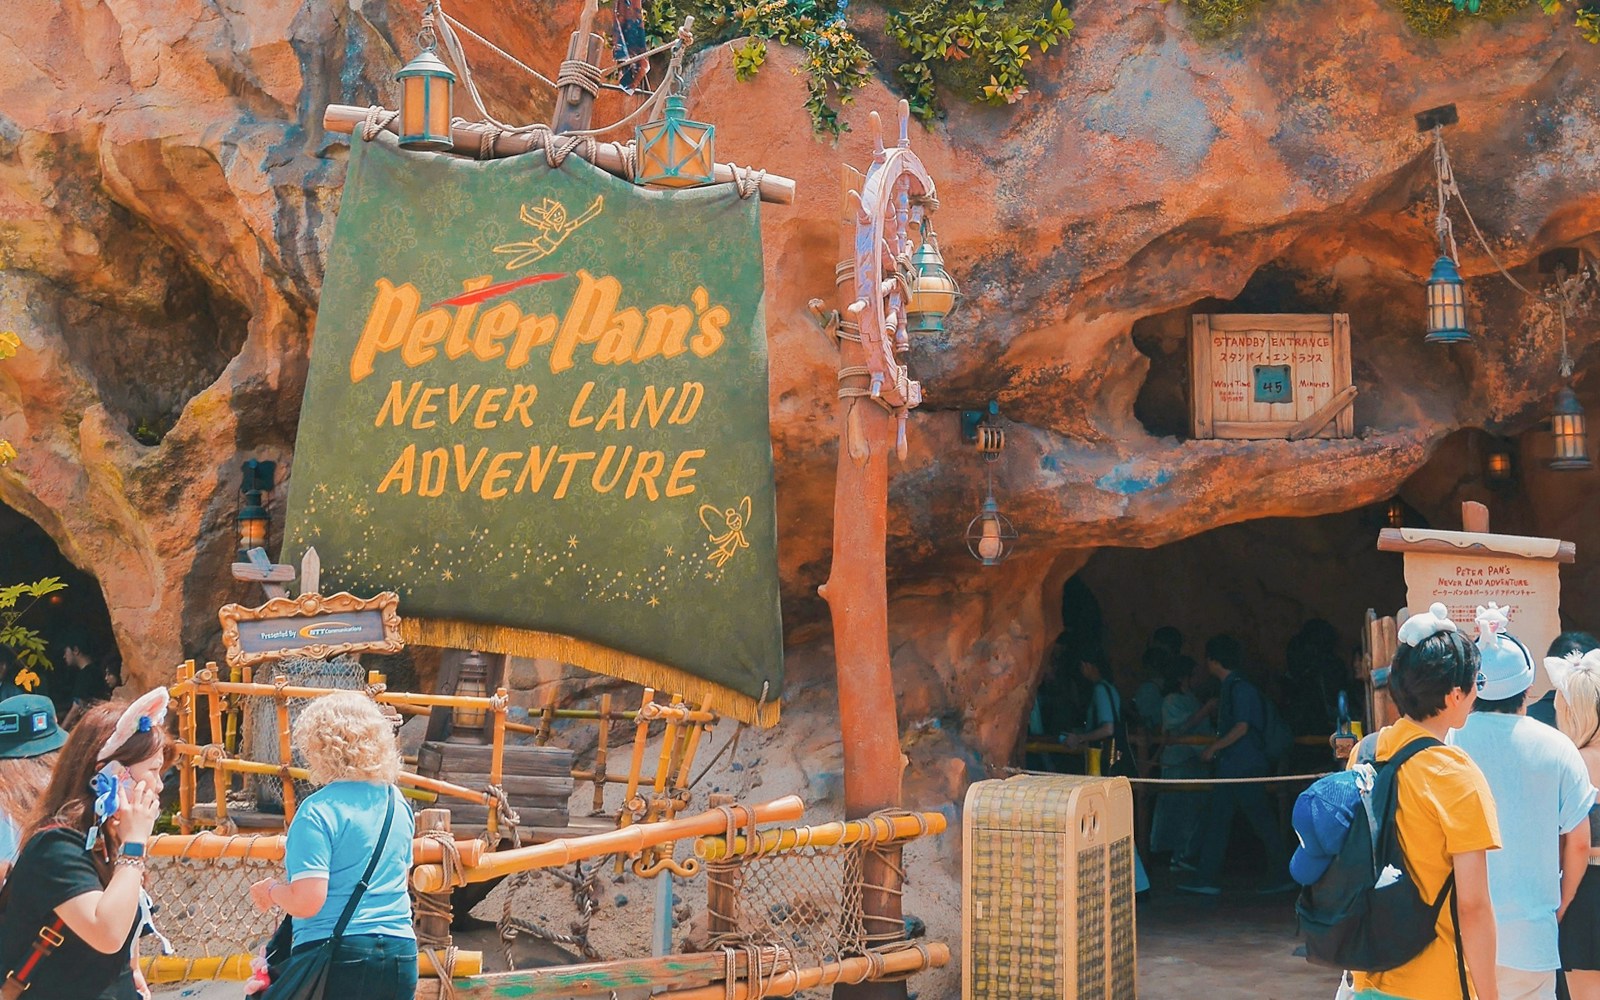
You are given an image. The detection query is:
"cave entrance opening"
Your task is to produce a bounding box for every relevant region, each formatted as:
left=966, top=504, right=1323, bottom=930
left=0, top=498, right=120, bottom=715
left=1028, top=507, right=1408, bottom=893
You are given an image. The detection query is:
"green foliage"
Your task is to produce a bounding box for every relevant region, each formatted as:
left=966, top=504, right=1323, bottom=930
left=886, top=1, right=1074, bottom=120
left=1160, top=0, right=1271, bottom=37
left=637, top=0, right=1071, bottom=132
left=641, top=1, right=872, bottom=135
left=0, top=577, right=68, bottom=677
left=1172, top=0, right=1598, bottom=40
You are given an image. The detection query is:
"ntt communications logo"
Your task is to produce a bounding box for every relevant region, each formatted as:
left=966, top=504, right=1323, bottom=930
left=255, top=621, right=365, bottom=641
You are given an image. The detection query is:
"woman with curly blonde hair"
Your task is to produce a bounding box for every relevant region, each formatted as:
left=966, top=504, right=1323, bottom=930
left=248, top=692, right=415, bottom=999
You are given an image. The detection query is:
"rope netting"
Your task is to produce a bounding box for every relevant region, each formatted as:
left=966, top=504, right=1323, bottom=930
left=146, top=848, right=283, bottom=958
left=243, top=655, right=365, bottom=810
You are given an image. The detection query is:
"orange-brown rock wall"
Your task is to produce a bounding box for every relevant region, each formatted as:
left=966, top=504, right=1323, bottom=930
left=1, top=0, right=1599, bottom=823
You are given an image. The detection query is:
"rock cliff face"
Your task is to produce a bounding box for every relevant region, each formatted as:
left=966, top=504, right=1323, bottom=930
left=2, top=0, right=1599, bottom=829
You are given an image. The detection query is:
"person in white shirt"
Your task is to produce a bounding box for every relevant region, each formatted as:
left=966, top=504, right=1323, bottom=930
left=1451, top=610, right=1596, bottom=1000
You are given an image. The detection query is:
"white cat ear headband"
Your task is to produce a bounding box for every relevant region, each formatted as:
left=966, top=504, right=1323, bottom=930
left=96, top=688, right=169, bottom=763
left=1398, top=602, right=1457, bottom=647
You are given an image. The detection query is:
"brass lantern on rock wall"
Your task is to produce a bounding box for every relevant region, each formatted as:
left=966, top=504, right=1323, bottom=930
left=396, top=45, right=456, bottom=151
left=635, top=95, right=716, bottom=188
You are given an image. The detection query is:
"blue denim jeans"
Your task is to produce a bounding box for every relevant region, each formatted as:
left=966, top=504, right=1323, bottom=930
left=324, top=934, right=418, bottom=1000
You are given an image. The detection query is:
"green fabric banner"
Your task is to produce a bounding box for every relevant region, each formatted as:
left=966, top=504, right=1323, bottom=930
left=284, top=136, right=782, bottom=725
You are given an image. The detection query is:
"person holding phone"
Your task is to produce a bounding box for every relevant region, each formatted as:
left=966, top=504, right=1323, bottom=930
left=0, top=691, right=169, bottom=1000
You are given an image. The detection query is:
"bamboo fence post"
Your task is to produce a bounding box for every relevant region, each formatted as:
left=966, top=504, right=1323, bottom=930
left=536, top=704, right=555, bottom=746
left=274, top=677, right=297, bottom=821
left=705, top=793, right=738, bottom=944
left=225, top=664, right=242, bottom=754
left=206, top=662, right=228, bottom=828
left=592, top=694, right=612, bottom=815
left=177, top=661, right=196, bottom=833
left=413, top=808, right=455, bottom=961
left=487, top=686, right=508, bottom=843
left=648, top=695, right=683, bottom=825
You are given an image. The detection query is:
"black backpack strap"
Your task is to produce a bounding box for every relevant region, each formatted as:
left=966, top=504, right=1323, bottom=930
left=1371, top=736, right=1443, bottom=851
left=328, top=786, right=398, bottom=943
left=1446, top=874, right=1467, bottom=1000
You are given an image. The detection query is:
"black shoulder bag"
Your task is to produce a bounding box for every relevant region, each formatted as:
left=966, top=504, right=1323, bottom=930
left=264, top=788, right=398, bottom=1000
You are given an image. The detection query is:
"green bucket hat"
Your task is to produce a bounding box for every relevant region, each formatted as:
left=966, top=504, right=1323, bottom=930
left=0, top=693, right=66, bottom=759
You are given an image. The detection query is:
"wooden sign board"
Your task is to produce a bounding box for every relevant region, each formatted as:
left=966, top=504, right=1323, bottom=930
left=1190, top=313, right=1355, bottom=440
left=1378, top=525, right=1575, bottom=702
left=219, top=591, right=403, bottom=669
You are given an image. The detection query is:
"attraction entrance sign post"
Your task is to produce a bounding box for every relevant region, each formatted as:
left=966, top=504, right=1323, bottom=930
left=818, top=102, right=940, bottom=1000
left=1377, top=500, right=1575, bottom=714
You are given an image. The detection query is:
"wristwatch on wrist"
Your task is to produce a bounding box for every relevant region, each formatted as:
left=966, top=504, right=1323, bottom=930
left=120, top=841, right=147, bottom=857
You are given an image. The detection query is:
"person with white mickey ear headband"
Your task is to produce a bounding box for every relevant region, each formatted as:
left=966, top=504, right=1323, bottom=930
left=0, top=690, right=172, bottom=1000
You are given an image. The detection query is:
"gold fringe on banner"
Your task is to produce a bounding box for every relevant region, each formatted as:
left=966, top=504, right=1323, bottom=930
left=401, top=618, right=781, bottom=728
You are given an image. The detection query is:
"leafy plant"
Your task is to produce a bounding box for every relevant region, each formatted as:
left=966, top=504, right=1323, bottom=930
left=887, top=0, right=1074, bottom=120
left=0, top=577, right=68, bottom=681
left=1160, top=0, right=1271, bottom=37
left=640, top=0, right=872, bottom=135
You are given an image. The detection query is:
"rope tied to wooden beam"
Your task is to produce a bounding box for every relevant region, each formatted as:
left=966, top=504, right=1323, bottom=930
left=557, top=57, right=605, bottom=99
left=482, top=783, right=522, bottom=848
left=360, top=105, right=400, bottom=142
left=731, top=165, right=766, bottom=200
left=414, top=827, right=465, bottom=1000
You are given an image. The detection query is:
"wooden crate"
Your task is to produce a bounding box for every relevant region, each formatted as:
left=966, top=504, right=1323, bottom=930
left=417, top=741, right=574, bottom=831
left=963, top=774, right=1136, bottom=1000
left=1190, top=313, right=1355, bottom=440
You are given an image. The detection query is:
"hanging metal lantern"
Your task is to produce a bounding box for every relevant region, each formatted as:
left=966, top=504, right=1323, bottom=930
left=397, top=48, right=456, bottom=151
left=905, top=238, right=959, bottom=334
left=236, top=491, right=269, bottom=559
left=1425, top=255, right=1469, bottom=344
left=965, top=494, right=1017, bottom=567
left=1549, top=387, right=1592, bottom=471
left=634, top=95, right=716, bottom=188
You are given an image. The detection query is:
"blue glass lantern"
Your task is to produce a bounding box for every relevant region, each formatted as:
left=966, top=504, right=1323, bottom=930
left=396, top=49, right=456, bottom=151
left=634, top=95, right=716, bottom=188
left=1425, top=255, right=1469, bottom=344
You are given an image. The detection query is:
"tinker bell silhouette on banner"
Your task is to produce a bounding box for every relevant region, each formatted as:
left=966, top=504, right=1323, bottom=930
left=701, top=497, right=752, bottom=568
left=493, top=195, right=604, bottom=269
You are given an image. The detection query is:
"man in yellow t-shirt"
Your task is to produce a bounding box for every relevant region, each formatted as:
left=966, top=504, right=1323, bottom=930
left=1350, top=606, right=1502, bottom=1000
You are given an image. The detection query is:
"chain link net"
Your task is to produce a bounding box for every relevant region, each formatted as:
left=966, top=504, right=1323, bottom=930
left=147, top=849, right=284, bottom=958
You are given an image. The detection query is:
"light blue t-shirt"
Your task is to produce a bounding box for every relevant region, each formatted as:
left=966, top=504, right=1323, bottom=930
left=284, top=781, right=415, bottom=946
left=1450, top=712, right=1596, bottom=971
left=0, top=810, right=19, bottom=866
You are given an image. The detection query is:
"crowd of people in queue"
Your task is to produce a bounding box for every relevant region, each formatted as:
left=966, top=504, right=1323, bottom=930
left=0, top=634, right=417, bottom=1000
left=1032, top=605, right=1600, bottom=1000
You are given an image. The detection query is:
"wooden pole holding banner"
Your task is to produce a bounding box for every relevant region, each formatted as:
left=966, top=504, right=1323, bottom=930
left=552, top=0, right=602, bottom=134
left=817, top=105, right=939, bottom=1000
left=321, top=107, right=796, bottom=205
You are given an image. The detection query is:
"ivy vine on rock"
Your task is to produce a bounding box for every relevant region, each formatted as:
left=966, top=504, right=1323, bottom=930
left=887, top=0, right=1075, bottom=121
left=632, top=0, right=1071, bottom=133
left=1167, top=0, right=1599, bottom=39
left=640, top=0, right=872, bottom=135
